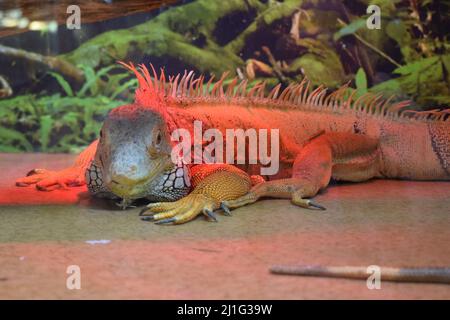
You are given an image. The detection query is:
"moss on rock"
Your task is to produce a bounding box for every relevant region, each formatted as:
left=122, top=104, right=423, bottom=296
left=288, top=38, right=347, bottom=87
left=62, top=0, right=309, bottom=76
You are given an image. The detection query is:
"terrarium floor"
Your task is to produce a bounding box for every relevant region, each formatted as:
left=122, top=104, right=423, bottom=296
left=0, top=153, right=449, bottom=299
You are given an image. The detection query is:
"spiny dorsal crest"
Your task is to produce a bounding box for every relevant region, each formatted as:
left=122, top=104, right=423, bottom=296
left=119, top=61, right=450, bottom=123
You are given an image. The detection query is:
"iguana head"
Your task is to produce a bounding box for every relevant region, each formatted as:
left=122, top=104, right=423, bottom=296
left=86, top=104, right=191, bottom=207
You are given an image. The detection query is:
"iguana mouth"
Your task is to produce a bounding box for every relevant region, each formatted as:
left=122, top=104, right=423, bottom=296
left=107, top=157, right=168, bottom=200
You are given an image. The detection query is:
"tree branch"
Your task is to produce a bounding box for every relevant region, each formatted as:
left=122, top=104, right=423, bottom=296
left=0, top=44, right=84, bottom=83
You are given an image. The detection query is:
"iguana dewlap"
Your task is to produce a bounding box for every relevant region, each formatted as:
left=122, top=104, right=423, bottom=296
left=15, top=62, right=450, bottom=285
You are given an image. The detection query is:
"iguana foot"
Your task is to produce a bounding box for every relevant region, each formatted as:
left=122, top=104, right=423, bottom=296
left=140, top=193, right=220, bottom=225
left=15, top=167, right=86, bottom=191
left=140, top=164, right=252, bottom=225
left=221, top=178, right=326, bottom=212
left=15, top=141, right=97, bottom=191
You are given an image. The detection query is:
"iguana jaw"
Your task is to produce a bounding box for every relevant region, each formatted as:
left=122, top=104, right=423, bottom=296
left=107, top=156, right=169, bottom=200
left=107, top=157, right=191, bottom=206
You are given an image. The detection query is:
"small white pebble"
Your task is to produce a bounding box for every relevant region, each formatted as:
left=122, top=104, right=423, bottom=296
left=85, top=240, right=111, bottom=245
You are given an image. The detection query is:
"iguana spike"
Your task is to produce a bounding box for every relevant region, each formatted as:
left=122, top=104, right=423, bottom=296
left=323, top=89, right=337, bottom=108
left=354, top=93, right=372, bottom=112
left=247, top=82, right=262, bottom=99
left=344, top=89, right=356, bottom=109
left=285, top=84, right=297, bottom=103
left=257, top=81, right=266, bottom=99
left=332, top=82, right=349, bottom=105
left=307, top=85, right=324, bottom=106
left=177, top=70, right=187, bottom=96
left=234, top=79, right=247, bottom=98
left=366, top=93, right=383, bottom=115
left=138, top=63, right=155, bottom=93
left=182, top=71, right=194, bottom=97
left=118, top=62, right=148, bottom=94
left=198, top=74, right=205, bottom=97
left=189, top=78, right=200, bottom=97
left=288, top=84, right=300, bottom=104
left=159, top=68, right=166, bottom=93
left=297, top=84, right=309, bottom=104
left=211, top=72, right=229, bottom=97
left=317, top=88, right=327, bottom=107
left=299, top=80, right=310, bottom=105
left=373, top=98, right=386, bottom=116
left=171, top=74, right=180, bottom=97
left=387, top=100, right=411, bottom=117
left=225, top=77, right=238, bottom=97
left=267, top=83, right=281, bottom=100
left=196, top=75, right=205, bottom=97
left=121, top=62, right=449, bottom=124
left=380, top=95, right=395, bottom=116
left=278, top=83, right=293, bottom=101
left=288, top=84, right=300, bottom=105
left=149, top=63, right=159, bottom=91
left=204, top=75, right=216, bottom=97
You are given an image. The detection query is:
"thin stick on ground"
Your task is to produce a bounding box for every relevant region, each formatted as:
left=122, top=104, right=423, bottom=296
left=270, top=265, right=450, bottom=284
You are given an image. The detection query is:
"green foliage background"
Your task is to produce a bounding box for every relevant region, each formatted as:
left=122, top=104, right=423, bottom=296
left=0, top=66, right=136, bottom=152
left=0, top=0, right=448, bottom=153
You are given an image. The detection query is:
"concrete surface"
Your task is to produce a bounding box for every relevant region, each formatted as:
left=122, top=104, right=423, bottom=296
left=0, top=153, right=449, bottom=299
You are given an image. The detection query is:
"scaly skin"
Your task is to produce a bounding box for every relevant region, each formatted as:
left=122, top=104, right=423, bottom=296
left=15, top=62, right=450, bottom=284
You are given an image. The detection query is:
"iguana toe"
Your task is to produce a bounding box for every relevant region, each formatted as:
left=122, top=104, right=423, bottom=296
left=220, top=202, right=232, bottom=216
left=139, top=193, right=219, bottom=225
left=203, top=208, right=218, bottom=222
left=221, top=191, right=258, bottom=210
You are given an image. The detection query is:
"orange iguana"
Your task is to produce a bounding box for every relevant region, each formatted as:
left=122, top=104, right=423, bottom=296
left=16, top=62, right=449, bottom=224
left=15, top=62, right=450, bottom=284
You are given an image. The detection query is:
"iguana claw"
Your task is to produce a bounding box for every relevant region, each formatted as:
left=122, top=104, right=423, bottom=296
left=139, top=207, right=153, bottom=216
left=154, top=217, right=177, bottom=225
left=307, top=200, right=326, bottom=210
left=220, top=202, right=232, bottom=216
left=203, top=208, right=218, bottom=222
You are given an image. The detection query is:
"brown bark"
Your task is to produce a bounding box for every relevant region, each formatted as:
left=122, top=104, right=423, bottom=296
left=0, top=0, right=176, bottom=37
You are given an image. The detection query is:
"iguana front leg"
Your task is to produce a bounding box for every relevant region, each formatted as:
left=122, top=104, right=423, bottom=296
left=16, top=140, right=98, bottom=190
left=140, top=164, right=252, bottom=224
left=223, top=132, right=382, bottom=211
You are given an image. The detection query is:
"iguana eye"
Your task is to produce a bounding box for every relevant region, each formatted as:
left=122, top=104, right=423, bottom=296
left=149, top=129, right=163, bottom=158
left=155, top=130, right=162, bottom=146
